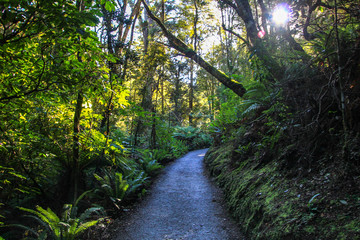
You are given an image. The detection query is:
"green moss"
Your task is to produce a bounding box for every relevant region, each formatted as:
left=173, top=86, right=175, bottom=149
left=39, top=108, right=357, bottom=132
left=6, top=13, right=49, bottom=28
left=205, top=140, right=360, bottom=240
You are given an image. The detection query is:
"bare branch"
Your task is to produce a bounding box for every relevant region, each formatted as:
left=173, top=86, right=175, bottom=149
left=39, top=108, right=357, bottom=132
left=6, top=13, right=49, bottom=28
left=221, top=24, right=250, bottom=47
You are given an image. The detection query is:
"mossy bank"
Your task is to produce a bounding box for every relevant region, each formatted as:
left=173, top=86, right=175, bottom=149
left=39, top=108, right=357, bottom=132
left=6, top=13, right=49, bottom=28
left=204, top=123, right=360, bottom=240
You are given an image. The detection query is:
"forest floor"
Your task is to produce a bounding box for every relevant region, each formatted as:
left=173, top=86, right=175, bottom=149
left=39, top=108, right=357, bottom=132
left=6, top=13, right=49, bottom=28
left=97, top=149, right=244, bottom=240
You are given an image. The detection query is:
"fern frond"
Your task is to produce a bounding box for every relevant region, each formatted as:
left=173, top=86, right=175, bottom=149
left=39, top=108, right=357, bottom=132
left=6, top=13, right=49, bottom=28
left=6, top=223, right=39, bottom=237
left=67, top=221, right=79, bottom=238
left=78, top=207, right=103, bottom=223
left=35, top=206, right=60, bottom=225
left=74, top=219, right=102, bottom=235
left=62, top=204, right=72, bottom=222
left=74, top=189, right=93, bottom=207
left=242, top=103, right=262, bottom=116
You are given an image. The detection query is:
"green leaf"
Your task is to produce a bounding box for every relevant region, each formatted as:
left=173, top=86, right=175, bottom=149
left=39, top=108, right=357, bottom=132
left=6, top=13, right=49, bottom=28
left=104, top=1, right=115, bottom=12
left=9, top=172, right=27, bottom=180
left=339, top=200, right=348, bottom=205
left=75, top=219, right=101, bottom=235
left=36, top=206, right=60, bottom=224
left=308, top=193, right=320, bottom=207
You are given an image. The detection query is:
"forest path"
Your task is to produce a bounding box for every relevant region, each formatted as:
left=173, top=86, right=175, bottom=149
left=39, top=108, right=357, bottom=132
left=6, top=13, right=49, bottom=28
left=113, top=149, right=245, bottom=240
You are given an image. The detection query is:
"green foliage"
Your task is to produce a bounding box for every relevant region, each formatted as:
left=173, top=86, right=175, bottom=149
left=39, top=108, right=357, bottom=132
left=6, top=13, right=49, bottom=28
left=173, top=126, right=212, bottom=150
left=307, top=193, right=321, bottom=214
left=91, top=150, right=151, bottom=208
left=151, top=149, right=172, bottom=163
left=260, top=101, right=289, bottom=151
left=0, top=166, right=29, bottom=198
left=1, top=0, right=358, bottom=239
left=144, top=122, right=190, bottom=160
left=137, top=149, right=163, bottom=176
left=0, top=0, right=132, bottom=234
left=209, top=87, right=242, bottom=128
left=94, top=169, right=129, bottom=209
left=206, top=134, right=360, bottom=239
left=16, top=202, right=103, bottom=240
left=167, top=138, right=189, bottom=159
left=124, top=170, right=149, bottom=198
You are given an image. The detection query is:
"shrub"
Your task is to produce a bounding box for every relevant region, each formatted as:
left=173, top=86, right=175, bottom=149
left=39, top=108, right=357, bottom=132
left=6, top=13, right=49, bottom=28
left=14, top=192, right=104, bottom=240
left=173, top=126, right=212, bottom=150
left=137, top=149, right=163, bottom=176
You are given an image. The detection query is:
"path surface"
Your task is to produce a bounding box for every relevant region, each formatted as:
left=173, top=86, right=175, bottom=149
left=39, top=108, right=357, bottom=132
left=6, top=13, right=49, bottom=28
left=114, top=149, right=245, bottom=240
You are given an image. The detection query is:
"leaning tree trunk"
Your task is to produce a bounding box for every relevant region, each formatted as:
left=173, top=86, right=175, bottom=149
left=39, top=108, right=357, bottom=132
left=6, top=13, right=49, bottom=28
left=225, top=0, right=285, bottom=80
left=141, top=0, right=247, bottom=97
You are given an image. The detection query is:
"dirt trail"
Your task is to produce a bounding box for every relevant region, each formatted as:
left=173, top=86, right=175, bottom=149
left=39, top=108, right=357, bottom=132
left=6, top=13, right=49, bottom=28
left=113, top=149, right=245, bottom=240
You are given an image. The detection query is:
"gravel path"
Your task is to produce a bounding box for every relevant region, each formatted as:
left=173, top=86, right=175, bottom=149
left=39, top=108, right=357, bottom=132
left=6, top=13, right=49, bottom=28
left=113, top=149, right=245, bottom=240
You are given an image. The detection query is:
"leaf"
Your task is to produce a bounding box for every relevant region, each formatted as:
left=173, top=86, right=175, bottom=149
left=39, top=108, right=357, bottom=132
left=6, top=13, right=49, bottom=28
left=75, top=219, right=101, bottom=235
left=9, top=172, right=27, bottom=180
left=19, top=113, right=26, bottom=121
left=308, top=193, right=320, bottom=207
left=249, top=49, right=256, bottom=60
left=6, top=224, right=40, bottom=237
left=74, top=189, right=93, bottom=207
left=339, top=200, right=348, bottom=205
left=78, top=207, right=103, bottom=222
left=104, top=1, right=115, bottom=12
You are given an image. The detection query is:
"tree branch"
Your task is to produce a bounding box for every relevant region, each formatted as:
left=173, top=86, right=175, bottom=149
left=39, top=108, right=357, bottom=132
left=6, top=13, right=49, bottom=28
left=141, top=0, right=246, bottom=97
left=222, top=24, right=250, bottom=47
left=303, top=0, right=322, bottom=41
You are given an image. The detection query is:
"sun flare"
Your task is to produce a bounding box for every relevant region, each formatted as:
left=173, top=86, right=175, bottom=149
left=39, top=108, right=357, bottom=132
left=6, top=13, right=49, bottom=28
left=272, top=4, right=291, bottom=25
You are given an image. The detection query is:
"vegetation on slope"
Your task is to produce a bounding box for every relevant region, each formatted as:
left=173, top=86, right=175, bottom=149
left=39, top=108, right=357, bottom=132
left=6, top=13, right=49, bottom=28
left=203, top=1, right=360, bottom=238
left=204, top=55, right=360, bottom=240
left=205, top=126, right=360, bottom=239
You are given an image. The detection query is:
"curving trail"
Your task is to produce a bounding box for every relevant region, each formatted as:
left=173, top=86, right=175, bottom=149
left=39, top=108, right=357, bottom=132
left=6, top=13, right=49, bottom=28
left=114, top=149, right=245, bottom=240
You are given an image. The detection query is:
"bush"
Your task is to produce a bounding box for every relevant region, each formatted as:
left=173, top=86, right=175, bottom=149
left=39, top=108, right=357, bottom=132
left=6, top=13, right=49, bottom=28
left=173, top=126, right=212, bottom=150
left=169, top=138, right=189, bottom=159
left=15, top=192, right=104, bottom=240
left=137, top=149, right=163, bottom=177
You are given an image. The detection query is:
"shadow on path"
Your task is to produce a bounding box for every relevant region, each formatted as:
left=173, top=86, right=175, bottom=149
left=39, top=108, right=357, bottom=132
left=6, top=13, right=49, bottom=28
left=114, top=149, right=245, bottom=240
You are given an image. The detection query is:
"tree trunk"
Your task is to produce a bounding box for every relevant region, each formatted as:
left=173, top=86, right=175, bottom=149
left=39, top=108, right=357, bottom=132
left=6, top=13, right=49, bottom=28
left=189, top=61, right=194, bottom=125
left=142, top=0, right=246, bottom=97
left=222, top=0, right=284, bottom=80
left=134, top=5, right=155, bottom=146
left=71, top=91, right=83, bottom=203
left=174, top=65, right=182, bottom=125
left=189, top=0, right=199, bottom=126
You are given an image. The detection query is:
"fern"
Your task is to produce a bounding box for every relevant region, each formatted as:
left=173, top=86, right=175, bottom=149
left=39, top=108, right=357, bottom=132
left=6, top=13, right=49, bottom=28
left=16, top=201, right=103, bottom=239
left=138, top=149, right=163, bottom=176
left=125, top=170, right=149, bottom=196
left=114, top=172, right=129, bottom=199
left=94, top=168, right=130, bottom=208
left=240, top=100, right=262, bottom=117
left=74, top=220, right=99, bottom=235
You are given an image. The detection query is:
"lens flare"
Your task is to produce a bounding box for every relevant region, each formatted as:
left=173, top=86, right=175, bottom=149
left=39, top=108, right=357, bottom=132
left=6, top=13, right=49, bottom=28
left=257, top=30, right=266, bottom=38
left=272, top=4, right=291, bottom=25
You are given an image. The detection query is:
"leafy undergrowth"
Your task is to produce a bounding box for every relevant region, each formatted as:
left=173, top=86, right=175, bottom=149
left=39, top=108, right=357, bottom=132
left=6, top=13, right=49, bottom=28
left=205, top=123, right=360, bottom=240
left=79, top=127, right=212, bottom=239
